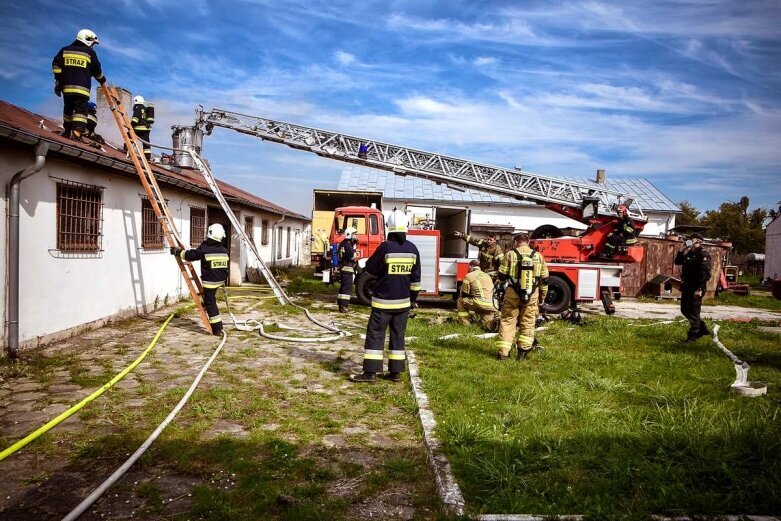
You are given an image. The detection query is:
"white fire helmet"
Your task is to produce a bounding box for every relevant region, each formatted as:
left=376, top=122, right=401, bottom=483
left=207, top=223, right=226, bottom=242
left=76, top=29, right=99, bottom=47
left=344, top=227, right=357, bottom=239
left=133, top=95, right=145, bottom=106
left=386, top=210, right=409, bottom=234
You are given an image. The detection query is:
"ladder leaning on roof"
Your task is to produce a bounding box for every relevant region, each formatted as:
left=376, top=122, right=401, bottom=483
left=99, top=84, right=212, bottom=333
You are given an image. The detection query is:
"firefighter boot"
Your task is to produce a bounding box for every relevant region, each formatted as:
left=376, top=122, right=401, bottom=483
left=684, top=332, right=698, bottom=344
left=381, top=372, right=401, bottom=382
left=338, top=302, right=349, bottom=313
left=349, top=372, right=376, bottom=383
left=516, top=348, right=531, bottom=360
left=696, top=325, right=710, bottom=339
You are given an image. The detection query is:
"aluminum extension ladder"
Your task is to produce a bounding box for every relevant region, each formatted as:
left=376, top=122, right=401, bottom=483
left=100, top=84, right=212, bottom=333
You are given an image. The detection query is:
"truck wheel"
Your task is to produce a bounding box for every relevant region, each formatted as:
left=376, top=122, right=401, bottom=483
left=355, top=271, right=377, bottom=307
left=541, top=275, right=571, bottom=314
left=531, top=224, right=564, bottom=239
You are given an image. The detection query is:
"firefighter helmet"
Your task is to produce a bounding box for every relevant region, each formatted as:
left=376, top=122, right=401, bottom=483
left=133, top=95, right=145, bottom=106
left=207, top=223, right=226, bottom=241
left=344, top=227, right=357, bottom=239
left=386, top=210, right=409, bottom=234
left=76, top=29, right=99, bottom=47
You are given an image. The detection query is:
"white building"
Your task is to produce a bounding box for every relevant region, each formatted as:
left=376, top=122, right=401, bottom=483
left=1, top=100, right=309, bottom=351
left=765, top=215, right=781, bottom=280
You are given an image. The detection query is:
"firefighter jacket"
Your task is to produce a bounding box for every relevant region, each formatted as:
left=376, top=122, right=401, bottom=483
left=365, top=237, right=421, bottom=310
left=462, top=235, right=504, bottom=272
left=460, top=269, right=495, bottom=308
left=498, top=245, right=549, bottom=302
left=131, top=103, right=155, bottom=131
left=180, top=238, right=229, bottom=289
left=675, top=247, right=712, bottom=292
left=614, top=216, right=638, bottom=244
left=51, top=40, right=105, bottom=98
left=338, top=238, right=356, bottom=273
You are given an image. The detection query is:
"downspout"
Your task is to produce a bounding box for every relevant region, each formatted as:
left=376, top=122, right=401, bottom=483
left=7, top=141, right=49, bottom=359
left=271, top=213, right=287, bottom=267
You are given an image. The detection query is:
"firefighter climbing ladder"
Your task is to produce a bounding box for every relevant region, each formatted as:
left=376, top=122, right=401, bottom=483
left=196, top=108, right=645, bottom=219
left=100, top=84, right=212, bottom=333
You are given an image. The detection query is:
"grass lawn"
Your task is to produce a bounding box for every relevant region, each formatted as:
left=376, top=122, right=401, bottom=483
left=407, top=311, right=781, bottom=518
left=705, top=291, right=781, bottom=311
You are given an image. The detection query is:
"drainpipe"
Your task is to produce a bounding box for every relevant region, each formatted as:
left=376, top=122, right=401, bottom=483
left=7, top=141, right=49, bottom=359
left=271, top=213, right=287, bottom=267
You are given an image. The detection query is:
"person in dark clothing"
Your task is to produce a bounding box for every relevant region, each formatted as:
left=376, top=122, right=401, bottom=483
left=674, top=232, right=712, bottom=342
left=131, top=95, right=155, bottom=161
left=170, top=223, right=229, bottom=335
left=350, top=210, right=421, bottom=383
left=84, top=101, right=105, bottom=144
left=52, top=29, right=106, bottom=142
left=337, top=227, right=358, bottom=313
left=603, top=204, right=637, bottom=257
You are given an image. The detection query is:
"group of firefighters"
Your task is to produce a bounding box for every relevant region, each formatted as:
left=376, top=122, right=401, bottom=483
left=52, top=29, right=155, bottom=160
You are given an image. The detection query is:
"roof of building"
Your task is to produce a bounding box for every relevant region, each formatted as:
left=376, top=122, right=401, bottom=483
left=0, top=100, right=308, bottom=221
left=338, top=165, right=681, bottom=213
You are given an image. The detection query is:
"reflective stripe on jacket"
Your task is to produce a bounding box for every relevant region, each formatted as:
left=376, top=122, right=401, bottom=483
left=181, top=238, right=229, bottom=286
left=365, top=239, right=421, bottom=309
left=52, top=41, right=104, bottom=96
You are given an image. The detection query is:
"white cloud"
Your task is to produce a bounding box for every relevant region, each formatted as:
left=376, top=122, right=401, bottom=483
left=334, top=50, right=356, bottom=66
left=474, top=56, right=497, bottom=67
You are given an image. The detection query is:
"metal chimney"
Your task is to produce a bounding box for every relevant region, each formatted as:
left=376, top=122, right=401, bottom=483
left=96, top=86, right=131, bottom=148
left=595, top=169, right=606, bottom=184
left=171, top=125, right=204, bottom=168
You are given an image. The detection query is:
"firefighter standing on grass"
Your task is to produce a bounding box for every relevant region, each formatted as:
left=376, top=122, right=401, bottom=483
left=454, top=231, right=503, bottom=277
left=131, top=95, right=155, bottom=161
left=350, top=210, right=421, bottom=383
left=337, top=227, right=358, bottom=313
left=52, top=29, right=106, bottom=142
left=674, top=232, right=712, bottom=343
left=495, top=233, right=549, bottom=360
left=457, top=259, right=499, bottom=329
left=170, top=223, right=229, bottom=336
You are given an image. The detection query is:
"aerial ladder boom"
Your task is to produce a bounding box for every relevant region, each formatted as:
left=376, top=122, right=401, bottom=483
left=195, top=108, right=646, bottom=263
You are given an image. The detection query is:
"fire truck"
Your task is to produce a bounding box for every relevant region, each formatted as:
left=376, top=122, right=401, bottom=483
left=196, top=109, right=646, bottom=314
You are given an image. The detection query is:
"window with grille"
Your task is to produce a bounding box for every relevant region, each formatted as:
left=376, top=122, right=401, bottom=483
left=262, top=220, right=270, bottom=245
left=244, top=216, right=254, bottom=242
left=286, top=226, right=291, bottom=257
left=56, top=180, right=104, bottom=252
left=190, top=207, right=206, bottom=244
left=142, top=198, right=165, bottom=249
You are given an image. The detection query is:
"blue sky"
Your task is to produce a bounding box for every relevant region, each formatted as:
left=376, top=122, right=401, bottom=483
left=1, top=0, right=779, bottom=216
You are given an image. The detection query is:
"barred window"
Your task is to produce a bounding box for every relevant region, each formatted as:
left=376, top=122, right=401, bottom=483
left=142, top=198, right=164, bottom=249
left=56, top=180, right=104, bottom=252
left=262, top=220, right=270, bottom=245
left=286, top=226, right=291, bottom=257
left=190, top=207, right=206, bottom=244
left=244, top=216, right=254, bottom=242
left=276, top=226, right=282, bottom=259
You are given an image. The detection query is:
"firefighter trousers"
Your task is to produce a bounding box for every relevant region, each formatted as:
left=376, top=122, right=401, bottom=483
left=202, top=286, right=223, bottom=335
left=135, top=129, right=152, bottom=160
left=338, top=269, right=354, bottom=310
left=63, top=94, right=89, bottom=134
left=495, top=287, right=538, bottom=356
left=680, top=287, right=705, bottom=334
left=362, top=307, right=409, bottom=374
left=456, top=297, right=498, bottom=328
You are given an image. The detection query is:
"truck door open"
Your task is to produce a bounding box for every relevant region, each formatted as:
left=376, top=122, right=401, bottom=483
left=433, top=206, right=470, bottom=258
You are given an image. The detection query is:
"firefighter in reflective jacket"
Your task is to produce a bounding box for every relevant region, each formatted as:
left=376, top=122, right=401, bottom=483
left=603, top=204, right=637, bottom=257
left=131, top=95, right=155, bottom=161
left=454, top=231, right=503, bottom=277
left=52, top=29, right=106, bottom=141
left=495, top=232, right=549, bottom=360
left=350, top=210, right=421, bottom=383
left=337, top=227, right=358, bottom=313
left=170, top=223, right=229, bottom=335
left=457, top=259, right=499, bottom=329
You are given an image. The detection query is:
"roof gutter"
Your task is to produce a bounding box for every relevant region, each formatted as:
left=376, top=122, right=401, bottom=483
left=6, top=140, right=49, bottom=359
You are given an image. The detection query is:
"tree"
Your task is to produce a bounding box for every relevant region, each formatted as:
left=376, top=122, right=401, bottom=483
left=701, top=196, right=767, bottom=254
left=677, top=200, right=702, bottom=226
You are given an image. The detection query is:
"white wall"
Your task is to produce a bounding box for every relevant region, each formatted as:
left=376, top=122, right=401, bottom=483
left=765, top=217, right=781, bottom=280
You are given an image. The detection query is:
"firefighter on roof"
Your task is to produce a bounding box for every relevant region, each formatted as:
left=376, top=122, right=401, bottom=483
left=350, top=210, right=421, bottom=383
left=454, top=231, right=503, bottom=277
left=603, top=204, right=637, bottom=258
left=170, top=223, right=229, bottom=335
left=131, top=95, right=155, bottom=161
left=495, top=232, right=549, bottom=360
left=337, top=227, right=358, bottom=313
left=52, top=29, right=106, bottom=142
left=457, top=259, right=499, bottom=330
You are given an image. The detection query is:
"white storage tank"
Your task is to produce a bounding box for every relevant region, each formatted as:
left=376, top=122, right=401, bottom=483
left=171, top=125, right=204, bottom=168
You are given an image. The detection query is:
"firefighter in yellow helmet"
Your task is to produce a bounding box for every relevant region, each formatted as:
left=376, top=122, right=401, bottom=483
left=494, top=232, right=549, bottom=360
left=456, top=259, right=499, bottom=329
